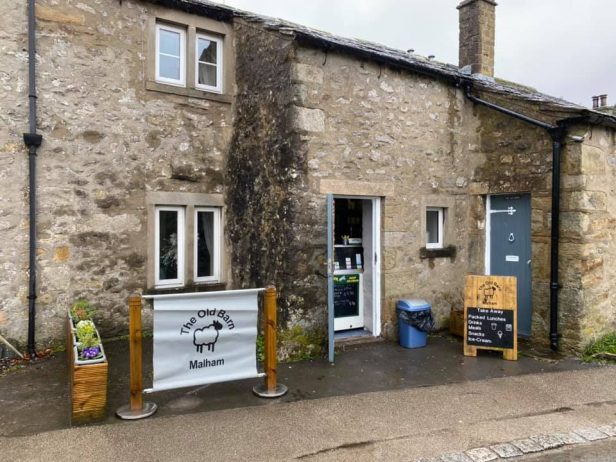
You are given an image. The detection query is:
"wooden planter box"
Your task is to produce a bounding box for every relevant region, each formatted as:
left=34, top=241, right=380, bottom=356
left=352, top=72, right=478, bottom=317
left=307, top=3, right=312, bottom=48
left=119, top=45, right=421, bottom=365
left=67, top=317, right=108, bottom=422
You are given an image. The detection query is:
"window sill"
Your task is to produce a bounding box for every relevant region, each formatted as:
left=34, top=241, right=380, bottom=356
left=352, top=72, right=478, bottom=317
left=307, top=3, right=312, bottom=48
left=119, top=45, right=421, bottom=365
left=419, top=245, right=457, bottom=260
left=144, top=281, right=227, bottom=296
left=146, top=80, right=232, bottom=104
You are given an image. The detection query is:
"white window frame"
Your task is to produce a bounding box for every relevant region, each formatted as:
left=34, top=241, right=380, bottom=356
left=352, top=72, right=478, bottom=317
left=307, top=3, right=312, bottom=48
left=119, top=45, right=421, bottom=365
left=426, top=207, right=444, bottom=249
left=194, top=207, right=222, bottom=283
left=194, top=32, right=223, bottom=93
left=155, top=23, right=186, bottom=87
left=155, top=206, right=185, bottom=287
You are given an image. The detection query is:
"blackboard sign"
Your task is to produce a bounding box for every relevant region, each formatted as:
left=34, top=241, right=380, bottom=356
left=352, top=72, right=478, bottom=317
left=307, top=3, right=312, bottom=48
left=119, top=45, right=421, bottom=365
left=334, top=274, right=359, bottom=318
left=466, top=307, right=514, bottom=349
left=464, top=275, right=518, bottom=361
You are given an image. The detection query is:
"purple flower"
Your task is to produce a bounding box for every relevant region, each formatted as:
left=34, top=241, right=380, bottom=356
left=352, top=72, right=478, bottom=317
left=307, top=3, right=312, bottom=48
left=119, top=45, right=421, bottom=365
left=81, top=346, right=101, bottom=360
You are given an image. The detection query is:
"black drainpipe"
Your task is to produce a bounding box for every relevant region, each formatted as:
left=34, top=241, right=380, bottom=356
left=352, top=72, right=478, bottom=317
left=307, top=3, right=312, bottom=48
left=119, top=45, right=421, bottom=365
left=464, top=84, right=565, bottom=351
left=24, top=0, right=43, bottom=357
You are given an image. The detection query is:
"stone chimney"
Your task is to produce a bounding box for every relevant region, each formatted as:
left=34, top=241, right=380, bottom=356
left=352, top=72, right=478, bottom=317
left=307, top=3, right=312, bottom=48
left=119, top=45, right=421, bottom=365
left=458, top=0, right=497, bottom=77
left=594, top=95, right=609, bottom=109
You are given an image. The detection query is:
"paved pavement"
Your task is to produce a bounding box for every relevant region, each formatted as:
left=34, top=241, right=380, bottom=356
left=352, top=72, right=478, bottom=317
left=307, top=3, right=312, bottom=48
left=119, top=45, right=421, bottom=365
left=2, top=365, right=616, bottom=461
left=0, top=334, right=594, bottom=437
left=522, top=438, right=616, bottom=461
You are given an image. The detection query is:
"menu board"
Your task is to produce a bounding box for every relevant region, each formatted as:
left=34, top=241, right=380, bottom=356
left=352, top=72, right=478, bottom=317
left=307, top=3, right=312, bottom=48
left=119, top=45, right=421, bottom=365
left=333, top=274, right=359, bottom=318
left=463, top=275, right=518, bottom=361
left=466, top=307, right=514, bottom=349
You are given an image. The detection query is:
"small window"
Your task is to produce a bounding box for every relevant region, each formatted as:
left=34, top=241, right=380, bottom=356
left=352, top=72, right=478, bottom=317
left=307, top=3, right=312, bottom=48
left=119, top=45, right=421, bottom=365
left=156, top=23, right=186, bottom=86
left=195, top=33, right=223, bottom=93
left=155, top=206, right=185, bottom=286
left=194, top=207, right=221, bottom=282
left=426, top=208, right=444, bottom=249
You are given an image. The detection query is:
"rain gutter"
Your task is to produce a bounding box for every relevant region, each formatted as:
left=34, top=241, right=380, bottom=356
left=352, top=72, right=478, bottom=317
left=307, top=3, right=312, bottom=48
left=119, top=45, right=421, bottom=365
left=24, top=0, right=43, bottom=357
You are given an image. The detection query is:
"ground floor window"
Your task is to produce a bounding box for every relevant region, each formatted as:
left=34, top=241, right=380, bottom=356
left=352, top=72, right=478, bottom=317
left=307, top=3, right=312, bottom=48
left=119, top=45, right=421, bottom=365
left=151, top=197, right=223, bottom=289
left=155, top=206, right=185, bottom=287
left=426, top=207, right=444, bottom=249
left=195, top=207, right=221, bottom=283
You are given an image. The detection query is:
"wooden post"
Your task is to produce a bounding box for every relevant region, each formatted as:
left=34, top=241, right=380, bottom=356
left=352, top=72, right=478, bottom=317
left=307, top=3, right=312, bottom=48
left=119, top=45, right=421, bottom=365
left=129, top=294, right=143, bottom=411
left=253, top=286, right=288, bottom=398
left=116, top=294, right=157, bottom=419
left=264, top=286, right=277, bottom=392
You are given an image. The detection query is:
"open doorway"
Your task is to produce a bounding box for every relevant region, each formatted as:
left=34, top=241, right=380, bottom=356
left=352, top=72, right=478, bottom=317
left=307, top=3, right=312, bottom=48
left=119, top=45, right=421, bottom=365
left=330, top=197, right=381, bottom=338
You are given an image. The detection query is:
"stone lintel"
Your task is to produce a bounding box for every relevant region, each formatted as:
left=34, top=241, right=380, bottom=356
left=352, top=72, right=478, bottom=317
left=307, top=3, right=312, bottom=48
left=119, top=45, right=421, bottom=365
left=319, top=179, right=394, bottom=197
left=469, top=182, right=489, bottom=195
left=36, top=5, right=85, bottom=25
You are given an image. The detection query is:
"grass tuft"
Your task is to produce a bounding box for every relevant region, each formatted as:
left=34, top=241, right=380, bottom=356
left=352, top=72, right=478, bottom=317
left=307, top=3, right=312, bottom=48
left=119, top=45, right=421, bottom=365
left=582, top=332, right=616, bottom=363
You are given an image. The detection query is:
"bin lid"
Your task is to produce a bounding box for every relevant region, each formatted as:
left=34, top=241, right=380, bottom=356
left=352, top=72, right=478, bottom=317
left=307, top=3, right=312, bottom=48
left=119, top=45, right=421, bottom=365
left=397, top=299, right=431, bottom=312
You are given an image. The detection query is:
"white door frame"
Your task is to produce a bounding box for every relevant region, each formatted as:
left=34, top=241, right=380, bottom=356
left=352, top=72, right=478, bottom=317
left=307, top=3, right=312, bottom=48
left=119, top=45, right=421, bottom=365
left=371, top=197, right=382, bottom=336
left=485, top=195, right=492, bottom=275
left=331, top=195, right=381, bottom=336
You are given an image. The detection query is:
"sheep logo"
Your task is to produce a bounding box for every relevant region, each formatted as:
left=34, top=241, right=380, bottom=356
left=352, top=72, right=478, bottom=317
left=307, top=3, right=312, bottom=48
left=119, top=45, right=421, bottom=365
left=193, top=320, right=223, bottom=353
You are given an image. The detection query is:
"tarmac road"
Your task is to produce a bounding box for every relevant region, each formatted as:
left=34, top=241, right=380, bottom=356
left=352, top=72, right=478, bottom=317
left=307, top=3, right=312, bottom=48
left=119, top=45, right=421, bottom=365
left=2, top=366, right=616, bottom=461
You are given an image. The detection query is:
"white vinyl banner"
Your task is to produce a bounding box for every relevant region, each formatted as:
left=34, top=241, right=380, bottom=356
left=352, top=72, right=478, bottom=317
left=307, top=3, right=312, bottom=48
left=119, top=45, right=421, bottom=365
left=147, top=289, right=261, bottom=392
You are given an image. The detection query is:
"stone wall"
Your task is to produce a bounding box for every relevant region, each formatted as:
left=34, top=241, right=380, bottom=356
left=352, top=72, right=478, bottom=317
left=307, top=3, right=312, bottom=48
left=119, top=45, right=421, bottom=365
left=1, top=0, right=613, bottom=355
left=0, top=1, right=29, bottom=340
left=290, top=45, right=555, bottom=343
left=225, top=21, right=327, bottom=360
left=560, top=124, right=616, bottom=351
left=468, top=104, right=554, bottom=347
left=0, top=0, right=232, bottom=346
left=293, top=47, right=463, bottom=338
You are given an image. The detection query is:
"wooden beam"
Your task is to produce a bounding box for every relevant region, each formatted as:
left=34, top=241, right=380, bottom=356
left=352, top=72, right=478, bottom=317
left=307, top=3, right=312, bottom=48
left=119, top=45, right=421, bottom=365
left=128, top=294, right=143, bottom=411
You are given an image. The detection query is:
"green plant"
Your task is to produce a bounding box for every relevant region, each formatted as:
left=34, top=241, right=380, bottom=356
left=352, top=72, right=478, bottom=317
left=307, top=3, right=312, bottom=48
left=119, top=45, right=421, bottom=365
left=582, top=332, right=616, bottom=363
left=256, top=334, right=265, bottom=363
left=75, top=320, right=103, bottom=361
left=278, top=325, right=326, bottom=362
left=70, top=300, right=94, bottom=322
left=75, top=320, right=100, bottom=348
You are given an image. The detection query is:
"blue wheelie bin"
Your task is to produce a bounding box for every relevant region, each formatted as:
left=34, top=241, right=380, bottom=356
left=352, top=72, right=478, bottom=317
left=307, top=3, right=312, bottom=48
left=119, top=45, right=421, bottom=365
left=397, top=299, right=433, bottom=348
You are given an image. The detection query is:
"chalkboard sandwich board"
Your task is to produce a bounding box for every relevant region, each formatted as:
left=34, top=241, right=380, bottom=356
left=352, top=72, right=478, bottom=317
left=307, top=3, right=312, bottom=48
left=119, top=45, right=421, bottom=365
left=463, top=275, right=518, bottom=361
left=333, top=274, right=360, bottom=318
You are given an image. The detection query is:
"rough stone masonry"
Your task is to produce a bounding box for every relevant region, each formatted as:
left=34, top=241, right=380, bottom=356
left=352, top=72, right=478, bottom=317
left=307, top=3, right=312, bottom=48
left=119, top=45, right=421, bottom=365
left=0, top=0, right=615, bottom=357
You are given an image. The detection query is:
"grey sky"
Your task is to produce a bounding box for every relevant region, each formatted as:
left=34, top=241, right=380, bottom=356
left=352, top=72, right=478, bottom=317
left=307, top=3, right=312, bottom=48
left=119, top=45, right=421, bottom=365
left=219, top=0, right=616, bottom=107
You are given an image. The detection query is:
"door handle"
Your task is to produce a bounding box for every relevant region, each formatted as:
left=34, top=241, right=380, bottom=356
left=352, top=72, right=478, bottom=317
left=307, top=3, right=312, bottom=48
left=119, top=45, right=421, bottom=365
left=527, top=260, right=532, bottom=265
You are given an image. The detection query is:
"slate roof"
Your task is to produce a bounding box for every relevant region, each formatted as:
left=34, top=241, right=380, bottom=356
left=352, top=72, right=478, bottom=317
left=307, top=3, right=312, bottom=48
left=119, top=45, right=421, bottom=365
left=147, top=0, right=616, bottom=127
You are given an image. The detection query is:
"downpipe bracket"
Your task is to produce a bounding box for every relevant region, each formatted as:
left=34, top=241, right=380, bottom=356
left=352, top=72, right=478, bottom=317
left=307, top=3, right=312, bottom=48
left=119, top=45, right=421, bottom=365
left=550, top=333, right=561, bottom=351
left=23, top=133, right=43, bottom=148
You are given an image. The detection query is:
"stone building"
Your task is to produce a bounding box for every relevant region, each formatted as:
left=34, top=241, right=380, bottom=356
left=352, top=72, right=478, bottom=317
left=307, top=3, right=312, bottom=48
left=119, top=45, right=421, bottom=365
left=1, top=0, right=615, bottom=358
left=594, top=95, right=616, bottom=117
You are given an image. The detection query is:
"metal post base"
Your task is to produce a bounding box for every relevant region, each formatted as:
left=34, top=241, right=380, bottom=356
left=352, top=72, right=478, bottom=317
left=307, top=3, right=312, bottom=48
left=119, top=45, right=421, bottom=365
left=116, top=401, right=158, bottom=420
left=252, top=383, right=288, bottom=398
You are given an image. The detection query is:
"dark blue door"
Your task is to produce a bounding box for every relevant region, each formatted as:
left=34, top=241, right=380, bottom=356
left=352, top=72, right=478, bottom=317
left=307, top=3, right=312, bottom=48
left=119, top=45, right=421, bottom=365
left=489, top=194, right=532, bottom=336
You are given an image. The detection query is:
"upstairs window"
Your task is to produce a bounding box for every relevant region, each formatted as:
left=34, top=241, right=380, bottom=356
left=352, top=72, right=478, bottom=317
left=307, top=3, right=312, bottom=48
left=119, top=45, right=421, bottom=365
left=426, top=207, right=444, bottom=249
left=195, top=33, right=223, bottom=93
left=155, top=23, right=186, bottom=86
